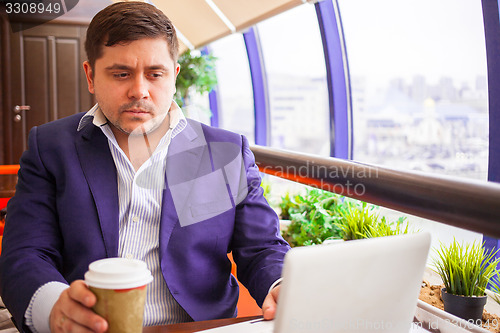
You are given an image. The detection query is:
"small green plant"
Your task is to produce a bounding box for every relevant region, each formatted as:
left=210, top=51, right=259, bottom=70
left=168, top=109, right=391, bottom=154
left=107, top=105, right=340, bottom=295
left=260, top=179, right=272, bottom=203
left=432, top=239, right=500, bottom=297
left=365, top=216, right=412, bottom=238
left=336, top=202, right=378, bottom=240
left=335, top=203, right=413, bottom=240
left=490, top=270, right=500, bottom=305
left=279, top=187, right=413, bottom=246
left=175, top=49, right=218, bottom=107
left=280, top=188, right=344, bottom=247
left=278, top=191, right=294, bottom=220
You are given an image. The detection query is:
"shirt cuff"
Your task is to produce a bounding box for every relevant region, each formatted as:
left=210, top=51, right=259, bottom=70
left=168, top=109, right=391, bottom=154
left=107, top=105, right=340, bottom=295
left=268, top=278, right=283, bottom=294
left=25, top=281, right=69, bottom=333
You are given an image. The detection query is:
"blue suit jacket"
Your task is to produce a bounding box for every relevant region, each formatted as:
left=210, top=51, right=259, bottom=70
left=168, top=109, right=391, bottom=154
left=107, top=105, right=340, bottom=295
left=0, top=113, right=289, bottom=331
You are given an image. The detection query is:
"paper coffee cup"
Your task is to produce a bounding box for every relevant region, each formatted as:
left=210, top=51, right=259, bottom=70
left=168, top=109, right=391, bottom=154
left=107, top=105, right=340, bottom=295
left=85, top=258, right=153, bottom=333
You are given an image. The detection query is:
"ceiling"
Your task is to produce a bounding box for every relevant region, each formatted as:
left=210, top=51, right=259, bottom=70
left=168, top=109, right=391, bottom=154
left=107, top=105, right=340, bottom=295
left=111, top=0, right=319, bottom=53
left=12, top=0, right=319, bottom=53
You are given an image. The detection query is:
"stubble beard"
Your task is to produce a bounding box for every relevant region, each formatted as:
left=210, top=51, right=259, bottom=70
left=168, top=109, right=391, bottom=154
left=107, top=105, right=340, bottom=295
left=116, top=101, right=169, bottom=137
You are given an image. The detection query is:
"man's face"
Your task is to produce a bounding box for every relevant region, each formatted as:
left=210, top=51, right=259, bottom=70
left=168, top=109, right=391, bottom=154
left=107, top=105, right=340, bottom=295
left=83, top=38, right=180, bottom=136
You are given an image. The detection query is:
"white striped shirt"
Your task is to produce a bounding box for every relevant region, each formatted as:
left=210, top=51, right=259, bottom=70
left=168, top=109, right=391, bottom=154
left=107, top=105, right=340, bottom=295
left=25, top=103, right=192, bottom=333
left=90, top=103, right=192, bottom=325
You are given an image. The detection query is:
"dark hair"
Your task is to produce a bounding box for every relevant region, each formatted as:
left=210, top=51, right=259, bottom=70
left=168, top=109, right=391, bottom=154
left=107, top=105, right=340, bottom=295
left=85, top=1, right=179, bottom=70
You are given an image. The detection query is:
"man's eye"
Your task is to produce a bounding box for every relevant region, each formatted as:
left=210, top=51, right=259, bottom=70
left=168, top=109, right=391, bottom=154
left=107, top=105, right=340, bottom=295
left=113, top=73, right=129, bottom=79
left=149, top=72, right=163, bottom=79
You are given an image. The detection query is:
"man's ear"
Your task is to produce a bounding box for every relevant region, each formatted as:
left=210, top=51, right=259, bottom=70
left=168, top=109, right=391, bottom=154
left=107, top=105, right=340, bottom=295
left=173, top=63, right=180, bottom=95
left=83, top=61, right=95, bottom=94
left=175, top=62, right=180, bottom=79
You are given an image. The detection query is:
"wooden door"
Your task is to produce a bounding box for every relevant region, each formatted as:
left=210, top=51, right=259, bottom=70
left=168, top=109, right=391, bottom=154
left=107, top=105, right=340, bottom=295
left=3, top=21, right=93, bottom=164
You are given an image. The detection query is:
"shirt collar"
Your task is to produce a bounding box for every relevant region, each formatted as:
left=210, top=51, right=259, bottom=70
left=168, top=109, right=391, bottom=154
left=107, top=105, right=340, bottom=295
left=77, top=104, right=104, bottom=131
left=167, top=101, right=187, bottom=138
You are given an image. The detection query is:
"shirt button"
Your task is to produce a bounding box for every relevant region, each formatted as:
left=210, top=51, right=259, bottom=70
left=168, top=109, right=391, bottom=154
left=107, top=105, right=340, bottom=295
left=132, top=216, right=140, bottom=223
left=125, top=253, right=134, bottom=259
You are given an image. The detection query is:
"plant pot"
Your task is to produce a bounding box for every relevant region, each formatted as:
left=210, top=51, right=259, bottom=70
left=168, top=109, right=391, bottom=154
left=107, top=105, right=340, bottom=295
left=441, top=288, right=487, bottom=323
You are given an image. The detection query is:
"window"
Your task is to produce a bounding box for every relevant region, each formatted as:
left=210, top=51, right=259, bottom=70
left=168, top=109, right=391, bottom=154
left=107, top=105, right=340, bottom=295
left=338, top=0, right=488, bottom=181
left=338, top=0, right=487, bottom=245
left=209, top=34, right=255, bottom=143
left=258, top=4, right=330, bottom=156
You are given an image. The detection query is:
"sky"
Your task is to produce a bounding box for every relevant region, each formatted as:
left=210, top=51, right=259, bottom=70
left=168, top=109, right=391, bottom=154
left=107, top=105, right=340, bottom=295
left=337, top=0, right=487, bottom=85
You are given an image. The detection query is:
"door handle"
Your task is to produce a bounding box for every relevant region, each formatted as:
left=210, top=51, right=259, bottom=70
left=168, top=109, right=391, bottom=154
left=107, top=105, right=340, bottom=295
left=14, top=105, right=31, bottom=113
left=13, top=105, right=30, bottom=122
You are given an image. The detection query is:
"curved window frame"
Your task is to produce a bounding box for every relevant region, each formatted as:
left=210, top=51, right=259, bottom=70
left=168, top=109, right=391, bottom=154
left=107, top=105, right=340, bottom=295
left=243, top=27, right=270, bottom=146
left=238, top=2, right=351, bottom=155
left=481, top=0, right=500, bottom=261
left=315, top=0, right=353, bottom=159
left=210, top=0, right=499, bottom=248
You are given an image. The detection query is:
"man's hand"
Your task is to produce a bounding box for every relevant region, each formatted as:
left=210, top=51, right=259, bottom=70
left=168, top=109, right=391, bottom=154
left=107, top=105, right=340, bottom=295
left=261, top=285, right=280, bottom=320
left=49, top=280, right=108, bottom=333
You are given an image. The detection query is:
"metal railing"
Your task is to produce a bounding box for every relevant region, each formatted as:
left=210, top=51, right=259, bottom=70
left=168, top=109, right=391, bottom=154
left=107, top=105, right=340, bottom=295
left=250, top=145, right=500, bottom=238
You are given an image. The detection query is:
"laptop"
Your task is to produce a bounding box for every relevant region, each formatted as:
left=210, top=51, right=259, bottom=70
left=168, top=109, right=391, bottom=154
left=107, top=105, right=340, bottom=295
left=198, top=232, right=431, bottom=333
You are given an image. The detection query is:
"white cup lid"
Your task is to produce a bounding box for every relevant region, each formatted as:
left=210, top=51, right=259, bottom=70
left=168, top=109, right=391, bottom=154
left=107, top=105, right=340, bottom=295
left=84, top=258, right=153, bottom=289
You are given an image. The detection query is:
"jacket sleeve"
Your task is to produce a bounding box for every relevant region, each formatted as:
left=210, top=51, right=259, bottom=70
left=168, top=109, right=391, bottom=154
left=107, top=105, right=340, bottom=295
left=0, top=126, right=67, bottom=332
left=230, top=136, right=290, bottom=306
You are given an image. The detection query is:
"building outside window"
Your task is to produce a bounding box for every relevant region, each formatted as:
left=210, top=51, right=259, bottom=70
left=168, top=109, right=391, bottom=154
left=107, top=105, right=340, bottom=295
left=338, top=0, right=488, bottom=181
left=210, top=34, right=255, bottom=143
left=258, top=4, right=330, bottom=156
left=337, top=0, right=488, bottom=245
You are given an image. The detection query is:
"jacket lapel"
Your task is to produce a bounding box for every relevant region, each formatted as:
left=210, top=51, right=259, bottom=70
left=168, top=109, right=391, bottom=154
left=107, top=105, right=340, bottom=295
left=159, top=120, right=208, bottom=253
left=74, top=119, right=209, bottom=259
left=75, top=124, right=119, bottom=257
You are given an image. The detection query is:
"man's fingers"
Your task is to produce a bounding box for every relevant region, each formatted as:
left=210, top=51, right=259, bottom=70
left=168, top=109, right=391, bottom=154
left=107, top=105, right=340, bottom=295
left=55, top=310, right=96, bottom=333
left=262, top=285, right=280, bottom=320
left=53, top=310, right=67, bottom=331
left=67, top=280, right=97, bottom=308
left=62, top=291, right=107, bottom=331
left=50, top=280, right=108, bottom=333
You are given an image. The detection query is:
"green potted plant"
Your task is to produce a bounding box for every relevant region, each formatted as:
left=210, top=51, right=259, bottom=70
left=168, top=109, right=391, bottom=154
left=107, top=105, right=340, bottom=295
left=487, top=269, right=500, bottom=328
left=335, top=201, right=413, bottom=240
left=279, top=188, right=344, bottom=247
left=490, top=270, right=500, bottom=306
left=365, top=216, right=412, bottom=238
left=336, top=202, right=378, bottom=240
left=175, top=49, right=218, bottom=109
left=278, top=187, right=412, bottom=246
left=432, top=239, right=500, bottom=323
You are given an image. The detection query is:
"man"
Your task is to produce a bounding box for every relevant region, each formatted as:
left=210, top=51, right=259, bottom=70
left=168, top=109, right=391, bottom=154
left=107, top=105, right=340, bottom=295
left=0, top=2, right=290, bottom=332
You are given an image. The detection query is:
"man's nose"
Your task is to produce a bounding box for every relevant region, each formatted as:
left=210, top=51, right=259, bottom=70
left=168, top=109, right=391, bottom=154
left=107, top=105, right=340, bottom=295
left=128, top=76, right=150, bottom=100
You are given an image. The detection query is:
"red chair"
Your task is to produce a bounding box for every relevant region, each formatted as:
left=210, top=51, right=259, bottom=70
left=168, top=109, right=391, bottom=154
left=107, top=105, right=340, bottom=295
left=0, top=164, right=18, bottom=209
left=0, top=165, right=20, bottom=176
left=0, top=165, right=19, bottom=253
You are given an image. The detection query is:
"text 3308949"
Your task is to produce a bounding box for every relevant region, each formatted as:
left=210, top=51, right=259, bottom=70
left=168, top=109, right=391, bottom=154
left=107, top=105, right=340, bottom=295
left=3, top=1, right=62, bottom=15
